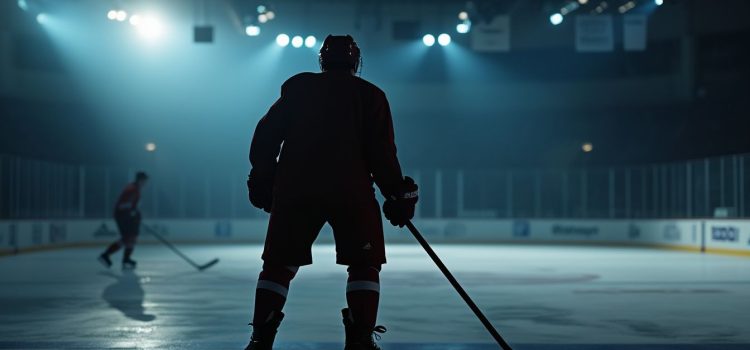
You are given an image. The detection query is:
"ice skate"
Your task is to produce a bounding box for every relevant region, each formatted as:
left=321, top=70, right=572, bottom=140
left=98, top=253, right=112, bottom=268
left=122, top=258, right=137, bottom=270
left=244, top=311, right=284, bottom=350
left=342, top=308, right=386, bottom=350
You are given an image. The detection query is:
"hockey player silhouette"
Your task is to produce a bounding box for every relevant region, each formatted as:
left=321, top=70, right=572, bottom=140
left=98, top=171, right=148, bottom=270
left=245, top=35, right=418, bottom=350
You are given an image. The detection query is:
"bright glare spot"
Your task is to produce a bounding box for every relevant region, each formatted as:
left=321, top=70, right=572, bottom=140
left=257, top=5, right=267, bottom=14
left=582, top=142, right=593, bottom=153
left=129, top=14, right=142, bottom=26
left=258, top=14, right=268, bottom=23
left=145, top=143, right=157, bottom=152
left=456, top=22, right=470, bottom=34
left=266, top=11, right=275, bottom=20
left=116, top=10, right=128, bottom=22
left=654, top=0, right=663, bottom=5
left=578, top=0, right=589, bottom=4
left=276, top=34, right=290, bottom=47
left=304, top=35, right=316, bottom=48
left=437, top=33, right=451, bottom=46
left=136, top=16, right=164, bottom=40
left=107, top=10, right=117, bottom=20
left=422, top=34, right=435, bottom=47
left=36, top=13, right=48, bottom=24
left=458, top=11, right=469, bottom=20
left=245, top=25, right=260, bottom=36
left=550, top=13, right=564, bottom=25
left=291, top=35, right=303, bottom=48
left=18, top=0, right=28, bottom=11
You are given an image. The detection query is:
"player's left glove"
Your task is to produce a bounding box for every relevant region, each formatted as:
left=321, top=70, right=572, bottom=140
left=383, top=176, right=418, bottom=227
left=247, top=168, right=274, bottom=213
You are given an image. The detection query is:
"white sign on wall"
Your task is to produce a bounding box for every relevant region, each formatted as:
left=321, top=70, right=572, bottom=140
left=623, top=14, right=648, bottom=51
left=576, top=15, right=614, bottom=52
left=471, top=15, right=511, bottom=52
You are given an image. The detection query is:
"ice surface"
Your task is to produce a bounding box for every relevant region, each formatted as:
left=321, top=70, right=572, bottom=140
left=1, top=243, right=749, bottom=349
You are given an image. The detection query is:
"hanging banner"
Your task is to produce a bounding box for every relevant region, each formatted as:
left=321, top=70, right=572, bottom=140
left=575, top=15, right=614, bottom=52
left=471, top=15, right=510, bottom=52
left=623, top=14, right=648, bottom=51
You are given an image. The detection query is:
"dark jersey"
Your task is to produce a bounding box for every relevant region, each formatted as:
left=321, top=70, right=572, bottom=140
left=114, top=183, right=140, bottom=214
left=250, top=71, right=404, bottom=200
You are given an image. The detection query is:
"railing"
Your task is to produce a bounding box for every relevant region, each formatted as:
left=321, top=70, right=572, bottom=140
left=0, top=153, right=747, bottom=219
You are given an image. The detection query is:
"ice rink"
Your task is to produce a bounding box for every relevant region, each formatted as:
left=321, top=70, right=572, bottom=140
left=1, top=243, right=749, bottom=350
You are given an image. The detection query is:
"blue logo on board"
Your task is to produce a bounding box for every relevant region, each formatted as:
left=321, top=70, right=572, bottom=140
left=711, top=226, right=739, bottom=242
left=513, top=220, right=530, bottom=237
left=215, top=221, right=232, bottom=238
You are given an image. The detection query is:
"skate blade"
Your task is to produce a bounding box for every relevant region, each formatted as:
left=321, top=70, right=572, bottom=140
left=97, top=256, right=111, bottom=268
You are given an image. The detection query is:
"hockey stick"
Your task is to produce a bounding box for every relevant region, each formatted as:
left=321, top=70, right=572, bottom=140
left=405, top=221, right=513, bottom=350
left=141, top=224, right=220, bottom=271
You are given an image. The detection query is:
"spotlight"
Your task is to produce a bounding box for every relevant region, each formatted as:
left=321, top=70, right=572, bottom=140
left=456, top=22, right=470, bottom=34
left=304, top=35, right=316, bottom=48
left=17, top=0, right=29, bottom=11
left=582, top=142, right=593, bottom=153
left=654, top=0, right=663, bottom=5
left=257, top=5, right=267, bottom=14
left=291, top=35, right=303, bottom=48
left=437, top=33, right=451, bottom=46
left=618, top=1, right=636, bottom=13
left=578, top=0, right=589, bottom=4
left=422, top=34, right=435, bottom=47
left=136, top=16, right=164, bottom=40
left=550, top=13, right=564, bottom=25
left=458, top=11, right=469, bottom=20
left=107, top=10, right=117, bottom=20
left=145, top=142, right=157, bottom=152
left=35, top=13, right=47, bottom=24
left=258, top=13, right=268, bottom=23
left=245, top=25, right=260, bottom=36
left=116, top=10, right=128, bottom=22
left=276, top=34, right=290, bottom=47
left=594, top=2, right=609, bottom=13
left=129, top=14, right=142, bottom=26
left=266, top=11, right=275, bottom=20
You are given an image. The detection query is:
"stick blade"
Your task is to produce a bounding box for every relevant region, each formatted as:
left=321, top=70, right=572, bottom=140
left=198, top=258, right=220, bottom=271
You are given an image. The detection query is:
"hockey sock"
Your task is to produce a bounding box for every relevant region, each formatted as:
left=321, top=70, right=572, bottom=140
left=123, top=247, right=134, bottom=261
left=103, top=241, right=122, bottom=256
left=346, top=265, right=381, bottom=329
left=252, top=264, right=298, bottom=325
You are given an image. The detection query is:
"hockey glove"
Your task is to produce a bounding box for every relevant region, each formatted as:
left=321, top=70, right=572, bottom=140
left=247, top=169, right=274, bottom=213
left=383, top=176, right=418, bottom=227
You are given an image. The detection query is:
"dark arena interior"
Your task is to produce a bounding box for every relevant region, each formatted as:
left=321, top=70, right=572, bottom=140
left=1, top=0, right=750, bottom=349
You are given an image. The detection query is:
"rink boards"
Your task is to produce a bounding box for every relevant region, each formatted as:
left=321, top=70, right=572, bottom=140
left=1, top=218, right=749, bottom=257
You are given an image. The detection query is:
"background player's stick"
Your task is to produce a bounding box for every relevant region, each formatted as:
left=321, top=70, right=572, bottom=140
left=141, top=224, right=220, bottom=271
left=405, top=221, right=513, bottom=350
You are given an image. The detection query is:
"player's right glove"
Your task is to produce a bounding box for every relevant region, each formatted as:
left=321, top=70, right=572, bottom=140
left=247, top=168, right=274, bottom=213
left=382, top=176, right=418, bottom=227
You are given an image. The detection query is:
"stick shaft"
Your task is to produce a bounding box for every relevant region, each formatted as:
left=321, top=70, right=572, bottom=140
left=142, top=225, right=200, bottom=268
left=405, top=221, right=513, bottom=350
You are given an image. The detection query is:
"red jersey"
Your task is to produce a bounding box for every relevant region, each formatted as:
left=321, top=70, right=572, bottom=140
left=114, top=183, right=141, bottom=213
left=250, top=71, right=404, bottom=200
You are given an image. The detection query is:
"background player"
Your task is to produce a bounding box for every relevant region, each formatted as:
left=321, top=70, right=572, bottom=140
left=98, top=171, right=148, bottom=270
left=245, top=35, right=418, bottom=350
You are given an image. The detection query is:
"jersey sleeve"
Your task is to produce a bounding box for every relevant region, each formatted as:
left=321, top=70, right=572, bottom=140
left=365, top=90, right=405, bottom=198
left=249, top=82, right=293, bottom=179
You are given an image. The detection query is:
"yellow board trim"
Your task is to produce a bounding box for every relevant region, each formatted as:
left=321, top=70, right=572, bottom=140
left=2, top=241, right=750, bottom=258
